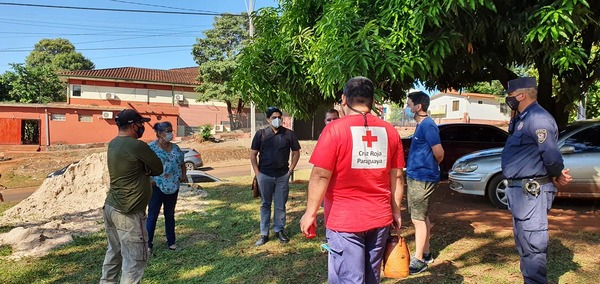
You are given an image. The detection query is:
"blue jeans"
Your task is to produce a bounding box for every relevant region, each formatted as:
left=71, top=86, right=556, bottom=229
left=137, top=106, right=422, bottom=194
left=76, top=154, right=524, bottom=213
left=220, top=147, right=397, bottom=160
left=326, top=227, right=389, bottom=284
left=257, top=172, right=290, bottom=235
left=146, top=185, right=179, bottom=248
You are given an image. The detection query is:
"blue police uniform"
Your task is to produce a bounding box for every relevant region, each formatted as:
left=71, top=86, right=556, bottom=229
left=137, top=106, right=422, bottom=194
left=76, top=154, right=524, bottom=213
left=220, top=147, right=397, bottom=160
left=501, top=102, right=564, bottom=284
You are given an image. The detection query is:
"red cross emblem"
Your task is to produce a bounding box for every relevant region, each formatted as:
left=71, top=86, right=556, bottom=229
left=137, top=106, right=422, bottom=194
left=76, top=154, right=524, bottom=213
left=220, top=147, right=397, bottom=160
left=362, top=130, right=378, bottom=147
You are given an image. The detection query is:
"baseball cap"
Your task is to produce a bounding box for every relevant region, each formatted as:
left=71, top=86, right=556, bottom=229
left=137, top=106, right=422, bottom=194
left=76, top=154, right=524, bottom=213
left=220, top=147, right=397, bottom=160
left=506, top=77, right=537, bottom=94
left=115, top=109, right=150, bottom=127
left=266, top=106, right=282, bottom=118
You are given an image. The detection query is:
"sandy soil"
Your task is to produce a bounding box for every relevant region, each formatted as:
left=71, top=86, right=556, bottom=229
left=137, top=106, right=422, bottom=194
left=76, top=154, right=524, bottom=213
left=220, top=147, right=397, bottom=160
left=1, top=133, right=598, bottom=260
left=0, top=135, right=314, bottom=259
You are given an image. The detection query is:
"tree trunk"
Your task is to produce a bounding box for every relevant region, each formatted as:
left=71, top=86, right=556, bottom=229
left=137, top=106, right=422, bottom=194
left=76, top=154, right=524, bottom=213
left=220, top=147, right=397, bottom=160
left=235, top=98, right=245, bottom=129
left=225, top=100, right=234, bottom=131
left=536, top=59, right=569, bottom=129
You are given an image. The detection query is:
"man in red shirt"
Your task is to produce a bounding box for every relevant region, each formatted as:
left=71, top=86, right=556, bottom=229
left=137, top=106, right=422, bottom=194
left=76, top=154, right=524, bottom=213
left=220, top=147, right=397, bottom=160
left=300, top=76, right=405, bottom=283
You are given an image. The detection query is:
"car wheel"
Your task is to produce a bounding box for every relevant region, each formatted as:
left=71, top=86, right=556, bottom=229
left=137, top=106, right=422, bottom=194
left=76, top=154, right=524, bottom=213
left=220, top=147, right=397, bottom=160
left=185, top=162, right=195, bottom=171
left=486, top=174, right=508, bottom=209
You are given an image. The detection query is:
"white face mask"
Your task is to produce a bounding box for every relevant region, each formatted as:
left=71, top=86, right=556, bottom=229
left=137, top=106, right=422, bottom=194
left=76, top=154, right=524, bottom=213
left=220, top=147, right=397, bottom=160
left=271, top=118, right=281, bottom=128
left=164, top=133, right=173, bottom=142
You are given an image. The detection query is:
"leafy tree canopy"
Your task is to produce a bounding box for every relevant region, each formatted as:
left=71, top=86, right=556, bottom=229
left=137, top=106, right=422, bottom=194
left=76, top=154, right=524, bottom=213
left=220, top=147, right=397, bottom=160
left=192, top=14, right=248, bottom=129
left=235, top=0, right=600, bottom=127
left=3, top=63, right=64, bottom=103
left=26, top=38, right=94, bottom=71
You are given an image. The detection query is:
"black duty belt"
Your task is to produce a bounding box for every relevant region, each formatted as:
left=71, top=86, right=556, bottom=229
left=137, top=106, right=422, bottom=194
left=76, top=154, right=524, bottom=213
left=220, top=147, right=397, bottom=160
left=506, top=176, right=553, bottom=197
left=506, top=176, right=552, bottom=187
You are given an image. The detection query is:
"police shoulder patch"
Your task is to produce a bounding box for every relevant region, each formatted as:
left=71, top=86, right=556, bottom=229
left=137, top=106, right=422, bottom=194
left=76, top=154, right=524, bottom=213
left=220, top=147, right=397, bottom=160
left=535, top=129, right=547, bottom=143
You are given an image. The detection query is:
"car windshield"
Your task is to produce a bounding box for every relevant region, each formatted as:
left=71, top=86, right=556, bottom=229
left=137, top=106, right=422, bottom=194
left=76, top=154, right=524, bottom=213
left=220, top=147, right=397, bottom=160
left=558, top=124, right=583, bottom=139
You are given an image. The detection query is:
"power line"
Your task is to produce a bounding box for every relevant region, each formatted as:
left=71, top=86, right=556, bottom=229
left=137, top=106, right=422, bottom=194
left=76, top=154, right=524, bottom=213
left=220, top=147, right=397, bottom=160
left=107, top=0, right=218, bottom=14
left=0, top=2, right=245, bottom=16
left=0, top=45, right=192, bottom=52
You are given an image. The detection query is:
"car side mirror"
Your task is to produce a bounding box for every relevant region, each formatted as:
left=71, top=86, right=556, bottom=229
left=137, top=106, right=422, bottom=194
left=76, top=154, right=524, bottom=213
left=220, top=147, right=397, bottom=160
left=560, top=145, right=575, bottom=154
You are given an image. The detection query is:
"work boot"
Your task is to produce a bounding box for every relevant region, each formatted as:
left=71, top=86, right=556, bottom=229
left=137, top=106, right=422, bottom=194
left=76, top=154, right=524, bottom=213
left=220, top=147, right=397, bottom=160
left=275, top=230, right=290, bottom=243
left=255, top=235, right=269, bottom=246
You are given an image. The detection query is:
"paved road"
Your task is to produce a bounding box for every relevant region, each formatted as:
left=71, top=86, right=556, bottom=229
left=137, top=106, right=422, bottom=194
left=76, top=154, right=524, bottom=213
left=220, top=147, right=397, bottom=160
left=1, top=158, right=312, bottom=203
left=1, top=186, right=38, bottom=203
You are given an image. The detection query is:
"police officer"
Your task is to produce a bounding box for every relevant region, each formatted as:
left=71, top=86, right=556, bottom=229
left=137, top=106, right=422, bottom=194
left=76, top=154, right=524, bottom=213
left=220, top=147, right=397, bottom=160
left=501, top=77, right=572, bottom=284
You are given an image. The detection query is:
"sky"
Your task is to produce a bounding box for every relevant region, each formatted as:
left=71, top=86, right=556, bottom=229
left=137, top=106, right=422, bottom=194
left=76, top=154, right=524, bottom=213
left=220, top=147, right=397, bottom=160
left=0, top=0, right=278, bottom=73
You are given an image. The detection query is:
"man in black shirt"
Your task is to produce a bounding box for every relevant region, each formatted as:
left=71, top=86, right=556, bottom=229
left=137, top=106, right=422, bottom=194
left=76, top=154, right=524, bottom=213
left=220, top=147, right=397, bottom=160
left=250, top=107, right=301, bottom=246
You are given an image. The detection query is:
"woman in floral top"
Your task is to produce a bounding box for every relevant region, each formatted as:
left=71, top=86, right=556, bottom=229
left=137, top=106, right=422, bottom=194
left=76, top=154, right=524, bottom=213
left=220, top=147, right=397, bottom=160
left=146, top=121, right=186, bottom=253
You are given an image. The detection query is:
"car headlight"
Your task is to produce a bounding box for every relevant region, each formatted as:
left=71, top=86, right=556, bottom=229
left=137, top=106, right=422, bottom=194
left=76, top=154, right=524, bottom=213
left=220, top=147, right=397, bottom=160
left=452, top=162, right=478, bottom=173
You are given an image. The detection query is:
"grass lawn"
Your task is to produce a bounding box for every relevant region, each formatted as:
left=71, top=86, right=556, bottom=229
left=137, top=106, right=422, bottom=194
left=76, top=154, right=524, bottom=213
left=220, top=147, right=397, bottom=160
left=0, top=169, right=598, bottom=283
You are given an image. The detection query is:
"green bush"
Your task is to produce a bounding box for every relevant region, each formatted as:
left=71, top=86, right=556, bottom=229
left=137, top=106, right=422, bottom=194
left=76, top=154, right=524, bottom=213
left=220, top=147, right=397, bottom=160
left=201, top=124, right=212, bottom=141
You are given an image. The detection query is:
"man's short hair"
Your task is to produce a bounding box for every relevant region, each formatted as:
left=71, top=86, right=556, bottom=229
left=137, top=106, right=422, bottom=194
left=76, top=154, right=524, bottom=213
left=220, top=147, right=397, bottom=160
left=407, top=91, right=430, bottom=112
left=343, top=76, right=374, bottom=109
left=325, top=108, right=339, bottom=118
left=266, top=106, right=282, bottom=118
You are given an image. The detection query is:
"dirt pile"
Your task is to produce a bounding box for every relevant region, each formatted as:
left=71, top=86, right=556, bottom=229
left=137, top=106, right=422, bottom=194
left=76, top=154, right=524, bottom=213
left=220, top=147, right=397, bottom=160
left=0, top=152, right=209, bottom=259
left=0, top=152, right=109, bottom=225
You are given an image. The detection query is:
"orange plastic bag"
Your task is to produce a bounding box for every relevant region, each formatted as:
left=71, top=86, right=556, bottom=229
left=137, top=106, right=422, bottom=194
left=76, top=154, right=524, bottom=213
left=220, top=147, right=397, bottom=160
left=382, top=235, right=410, bottom=278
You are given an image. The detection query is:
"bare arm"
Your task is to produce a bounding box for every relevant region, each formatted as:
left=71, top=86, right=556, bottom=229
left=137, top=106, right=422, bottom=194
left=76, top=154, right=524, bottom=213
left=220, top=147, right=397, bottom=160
left=289, top=150, right=300, bottom=175
left=390, top=168, right=405, bottom=235
left=250, top=149, right=260, bottom=175
left=431, top=144, right=444, bottom=164
left=180, top=163, right=187, bottom=182
left=300, top=166, right=332, bottom=235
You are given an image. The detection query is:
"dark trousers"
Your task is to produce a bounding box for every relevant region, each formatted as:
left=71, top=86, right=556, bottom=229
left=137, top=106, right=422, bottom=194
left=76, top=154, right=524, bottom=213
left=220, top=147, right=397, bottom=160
left=146, top=185, right=179, bottom=248
left=326, top=226, right=389, bottom=284
left=506, top=183, right=556, bottom=284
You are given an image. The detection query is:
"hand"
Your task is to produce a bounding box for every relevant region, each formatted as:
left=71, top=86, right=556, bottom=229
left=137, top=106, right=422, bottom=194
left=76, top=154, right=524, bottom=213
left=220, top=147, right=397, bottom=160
left=554, top=168, right=572, bottom=186
left=299, top=212, right=317, bottom=236
left=391, top=213, right=402, bottom=235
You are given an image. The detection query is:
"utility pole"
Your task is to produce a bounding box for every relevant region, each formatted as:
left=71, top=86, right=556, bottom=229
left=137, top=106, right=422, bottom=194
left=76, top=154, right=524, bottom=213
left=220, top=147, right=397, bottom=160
left=246, top=0, right=256, bottom=176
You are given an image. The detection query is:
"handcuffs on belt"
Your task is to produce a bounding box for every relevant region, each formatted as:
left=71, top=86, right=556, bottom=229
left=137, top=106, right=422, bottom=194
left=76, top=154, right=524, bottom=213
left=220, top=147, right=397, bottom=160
left=522, top=179, right=541, bottom=197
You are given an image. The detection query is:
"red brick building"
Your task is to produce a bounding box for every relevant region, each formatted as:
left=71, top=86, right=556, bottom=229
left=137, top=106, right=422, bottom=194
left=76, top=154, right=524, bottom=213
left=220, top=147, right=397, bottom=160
left=0, top=67, right=234, bottom=148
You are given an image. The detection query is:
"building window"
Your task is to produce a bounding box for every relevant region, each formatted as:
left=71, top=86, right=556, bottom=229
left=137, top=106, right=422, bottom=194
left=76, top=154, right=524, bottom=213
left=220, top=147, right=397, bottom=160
left=78, top=114, right=93, bottom=122
left=51, top=113, right=66, bottom=121
left=452, top=100, right=459, bottom=111
left=478, top=100, right=483, bottom=104
left=72, top=85, right=81, bottom=97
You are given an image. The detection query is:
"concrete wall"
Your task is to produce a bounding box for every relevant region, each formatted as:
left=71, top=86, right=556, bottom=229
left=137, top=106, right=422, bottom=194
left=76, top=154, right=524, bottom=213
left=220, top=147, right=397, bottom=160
left=430, top=94, right=510, bottom=124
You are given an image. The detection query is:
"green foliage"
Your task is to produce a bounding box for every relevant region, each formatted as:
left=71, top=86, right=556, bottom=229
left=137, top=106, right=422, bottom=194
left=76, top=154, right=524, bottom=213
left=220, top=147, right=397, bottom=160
left=0, top=38, right=94, bottom=102
left=1, top=63, right=64, bottom=103
left=192, top=14, right=248, bottom=129
left=236, top=0, right=600, bottom=128
left=200, top=124, right=212, bottom=141
left=25, top=38, right=94, bottom=71
left=465, top=81, right=506, bottom=95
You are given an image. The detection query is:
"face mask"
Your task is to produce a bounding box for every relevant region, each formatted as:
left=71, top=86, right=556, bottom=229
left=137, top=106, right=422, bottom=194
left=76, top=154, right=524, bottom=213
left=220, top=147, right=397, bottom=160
left=271, top=118, right=281, bottom=128
left=505, top=96, right=520, bottom=110
left=134, top=124, right=145, bottom=138
left=164, top=133, right=174, bottom=142
left=404, top=107, right=415, bottom=119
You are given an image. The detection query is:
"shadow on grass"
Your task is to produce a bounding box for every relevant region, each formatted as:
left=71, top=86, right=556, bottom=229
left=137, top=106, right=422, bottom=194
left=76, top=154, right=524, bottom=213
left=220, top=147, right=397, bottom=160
left=0, top=177, right=591, bottom=283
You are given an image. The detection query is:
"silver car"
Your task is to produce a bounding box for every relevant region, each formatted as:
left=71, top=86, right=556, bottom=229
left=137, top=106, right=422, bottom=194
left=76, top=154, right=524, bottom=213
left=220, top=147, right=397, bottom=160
left=181, top=148, right=203, bottom=171
left=449, top=119, right=600, bottom=209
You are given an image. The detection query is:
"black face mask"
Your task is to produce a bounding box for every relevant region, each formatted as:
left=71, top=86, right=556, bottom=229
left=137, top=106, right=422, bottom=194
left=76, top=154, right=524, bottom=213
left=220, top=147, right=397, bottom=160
left=505, top=96, right=520, bottom=110
left=134, top=124, right=145, bottom=138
